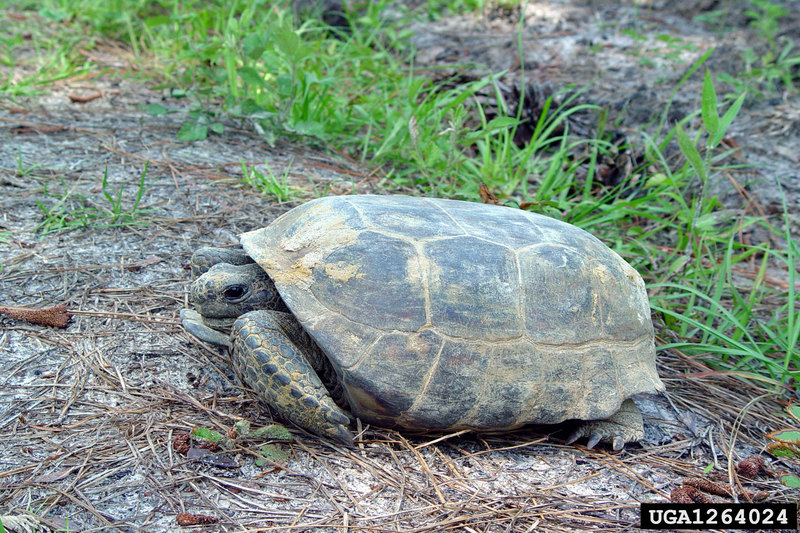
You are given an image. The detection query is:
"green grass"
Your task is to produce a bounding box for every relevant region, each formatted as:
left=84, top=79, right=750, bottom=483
left=0, top=6, right=97, bottom=96
left=4, top=0, right=798, bottom=389
left=36, top=162, right=151, bottom=233
left=238, top=160, right=307, bottom=203
left=717, top=0, right=800, bottom=98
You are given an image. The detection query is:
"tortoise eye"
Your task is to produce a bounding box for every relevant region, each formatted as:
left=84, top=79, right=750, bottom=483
left=223, top=285, right=247, bottom=300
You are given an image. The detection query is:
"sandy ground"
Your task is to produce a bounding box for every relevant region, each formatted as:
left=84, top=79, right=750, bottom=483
left=1, top=1, right=798, bottom=532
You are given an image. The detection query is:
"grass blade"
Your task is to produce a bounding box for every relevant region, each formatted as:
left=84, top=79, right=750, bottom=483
left=701, top=69, right=719, bottom=145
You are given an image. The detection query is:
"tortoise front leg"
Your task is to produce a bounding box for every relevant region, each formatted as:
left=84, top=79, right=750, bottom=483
left=232, top=310, right=354, bottom=445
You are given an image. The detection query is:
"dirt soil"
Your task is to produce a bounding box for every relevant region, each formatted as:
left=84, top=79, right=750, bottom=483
left=1, top=1, right=798, bottom=532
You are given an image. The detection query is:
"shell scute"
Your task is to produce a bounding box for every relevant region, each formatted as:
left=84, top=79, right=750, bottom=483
left=403, top=339, right=490, bottom=429
left=343, top=329, right=444, bottom=425
left=309, top=230, right=427, bottom=332
left=424, top=235, right=522, bottom=340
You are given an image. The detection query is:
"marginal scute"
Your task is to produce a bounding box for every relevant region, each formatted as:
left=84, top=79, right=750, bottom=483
left=240, top=197, right=364, bottom=289
left=345, top=329, right=443, bottom=422
left=464, top=343, right=538, bottom=429
left=403, top=339, right=490, bottom=429
left=618, top=337, right=663, bottom=394
left=276, top=196, right=365, bottom=252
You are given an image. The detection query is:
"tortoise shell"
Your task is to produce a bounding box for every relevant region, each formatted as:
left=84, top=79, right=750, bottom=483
left=240, top=195, right=663, bottom=431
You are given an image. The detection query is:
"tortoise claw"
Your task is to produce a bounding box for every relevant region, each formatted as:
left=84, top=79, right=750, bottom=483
left=326, top=424, right=355, bottom=446
left=323, top=409, right=354, bottom=445
left=327, top=409, right=352, bottom=428
left=565, top=428, right=581, bottom=446
left=586, top=432, right=602, bottom=450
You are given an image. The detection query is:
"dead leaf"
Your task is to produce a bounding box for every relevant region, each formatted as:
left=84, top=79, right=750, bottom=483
left=31, top=468, right=74, bottom=483
left=478, top=183, right=501, bottom=205
left=187, top=447, right=239, bottom=468
left=10, top=124, right=66, bottom=135
left=68, top=92, right=103, bottom=103
left=125, top=255, right=164, bottom=272
left=176, top=513, right=218, bottom=526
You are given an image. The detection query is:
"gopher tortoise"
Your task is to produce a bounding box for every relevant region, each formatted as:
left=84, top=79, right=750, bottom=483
left=181, top=195, right=664, bottom=449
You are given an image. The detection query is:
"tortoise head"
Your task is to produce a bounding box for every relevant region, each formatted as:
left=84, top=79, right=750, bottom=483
left=191, top=262, right=285, bottom=320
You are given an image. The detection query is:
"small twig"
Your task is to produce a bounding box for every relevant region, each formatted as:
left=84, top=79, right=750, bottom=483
left=401, top=434, right=448, bottom=505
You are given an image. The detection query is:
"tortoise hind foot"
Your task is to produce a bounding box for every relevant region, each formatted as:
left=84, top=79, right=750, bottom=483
left=566, top=398, right=644, bottom=451
left=231, top=310, right=354, bottom=445
left=191, top=247, right=254, bottom=278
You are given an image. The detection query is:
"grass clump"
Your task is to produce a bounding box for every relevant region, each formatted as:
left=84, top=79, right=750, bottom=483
left=719, top=0, right=800, bottom=97
left=649, top=67, right=795, bottom=382
left=239, top=160, right=306, bottom=203
left=0, top=6, right=97, bottom=96
left=36, top=162, right=151, bottom=234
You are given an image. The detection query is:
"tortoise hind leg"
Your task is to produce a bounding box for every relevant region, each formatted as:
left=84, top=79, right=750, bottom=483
left=231, top=310, right=354, bottom=445
left=566, top=399, right=644, bottom=451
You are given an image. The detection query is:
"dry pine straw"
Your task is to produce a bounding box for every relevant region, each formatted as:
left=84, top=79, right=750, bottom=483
left=0, top=271, right=795, bottom=531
